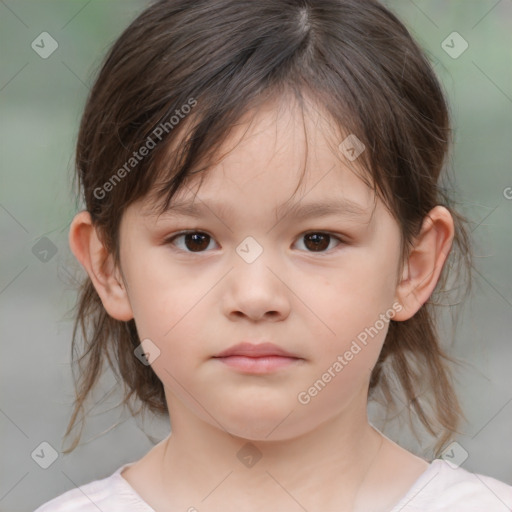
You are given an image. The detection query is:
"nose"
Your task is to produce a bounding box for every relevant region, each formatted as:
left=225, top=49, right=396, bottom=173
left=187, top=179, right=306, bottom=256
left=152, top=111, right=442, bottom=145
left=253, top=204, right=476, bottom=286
left=222, top=254, right=291, bottom=323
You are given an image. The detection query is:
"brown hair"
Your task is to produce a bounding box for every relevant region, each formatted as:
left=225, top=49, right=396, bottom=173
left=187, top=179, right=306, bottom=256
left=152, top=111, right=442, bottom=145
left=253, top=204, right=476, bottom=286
left=62, top=0, right=473, bottom=456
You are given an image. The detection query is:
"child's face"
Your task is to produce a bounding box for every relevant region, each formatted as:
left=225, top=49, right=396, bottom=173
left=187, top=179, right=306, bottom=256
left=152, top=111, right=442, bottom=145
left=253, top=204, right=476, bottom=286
left=116, top=97, right=404, bottom=440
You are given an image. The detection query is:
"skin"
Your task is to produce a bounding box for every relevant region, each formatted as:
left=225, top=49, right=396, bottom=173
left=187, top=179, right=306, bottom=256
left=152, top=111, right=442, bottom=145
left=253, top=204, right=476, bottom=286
left=69, top=94, right=454, bottom=511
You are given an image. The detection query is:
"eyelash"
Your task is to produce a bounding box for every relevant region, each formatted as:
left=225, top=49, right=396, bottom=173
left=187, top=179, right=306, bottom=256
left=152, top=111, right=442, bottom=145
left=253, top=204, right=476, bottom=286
left=164, top=230, right=347, bottom=255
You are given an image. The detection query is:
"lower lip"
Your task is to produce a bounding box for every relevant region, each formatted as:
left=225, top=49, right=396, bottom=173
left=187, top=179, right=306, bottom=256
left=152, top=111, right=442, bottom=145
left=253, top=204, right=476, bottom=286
left=213, top=355, right=300, bottom=373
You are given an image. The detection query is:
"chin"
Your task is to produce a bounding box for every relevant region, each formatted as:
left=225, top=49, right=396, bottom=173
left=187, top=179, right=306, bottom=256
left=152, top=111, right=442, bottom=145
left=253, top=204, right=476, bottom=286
left=217, top=403, right=307, bottom=442
left=226, top=421, right=314, bottom=444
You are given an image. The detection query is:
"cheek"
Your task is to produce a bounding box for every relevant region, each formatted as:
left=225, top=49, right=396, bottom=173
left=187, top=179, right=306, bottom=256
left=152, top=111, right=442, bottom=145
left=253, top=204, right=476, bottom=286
left=297, top=327, right=387, bottom=418
left=309, top=255, right=395, bottom=342
left=124, top=250, right=202, bottom=334
left=127, top=263, right=215, bottom=366
left=142, top=312, right=206, bottom=399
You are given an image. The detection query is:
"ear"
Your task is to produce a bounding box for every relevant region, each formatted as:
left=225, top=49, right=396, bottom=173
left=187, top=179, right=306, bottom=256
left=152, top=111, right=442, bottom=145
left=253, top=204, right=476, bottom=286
left=393, top=206, right=454, bottom=321
left=68, top=210, right=134, bottom=321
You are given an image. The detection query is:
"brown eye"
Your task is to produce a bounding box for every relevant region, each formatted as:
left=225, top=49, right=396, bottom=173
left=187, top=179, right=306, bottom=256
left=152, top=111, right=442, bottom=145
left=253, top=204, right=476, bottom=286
left=296, top=232, right=342, bottom=253
left=167, top=231, right=216, bottom=252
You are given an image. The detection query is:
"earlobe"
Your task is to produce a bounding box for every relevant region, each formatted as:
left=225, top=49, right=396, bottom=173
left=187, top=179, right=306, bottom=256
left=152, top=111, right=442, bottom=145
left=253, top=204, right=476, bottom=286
left=393, top=206, right=454, bottom=321
left=68, top=210, right=134, bottom=321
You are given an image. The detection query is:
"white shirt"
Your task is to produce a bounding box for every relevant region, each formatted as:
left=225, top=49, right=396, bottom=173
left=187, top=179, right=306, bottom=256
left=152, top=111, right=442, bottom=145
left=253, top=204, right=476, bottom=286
left=34, top=459, right=512, bottom=511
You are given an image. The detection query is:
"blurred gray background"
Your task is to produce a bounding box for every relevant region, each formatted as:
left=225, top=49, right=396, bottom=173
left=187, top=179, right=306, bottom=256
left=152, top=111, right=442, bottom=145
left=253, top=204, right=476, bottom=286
left=1, top=1, right=511, bottom=511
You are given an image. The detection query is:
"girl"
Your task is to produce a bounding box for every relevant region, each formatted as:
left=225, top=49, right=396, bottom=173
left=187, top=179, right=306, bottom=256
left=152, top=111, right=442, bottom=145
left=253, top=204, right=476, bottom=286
left=35, top=0, right=512, bottom=510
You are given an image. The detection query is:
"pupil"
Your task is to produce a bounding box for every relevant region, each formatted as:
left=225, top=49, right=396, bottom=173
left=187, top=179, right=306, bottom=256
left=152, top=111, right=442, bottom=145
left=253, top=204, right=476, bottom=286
left=306, top=233, right=329, bottom=251
left=185, top=233, right=209, bottom=252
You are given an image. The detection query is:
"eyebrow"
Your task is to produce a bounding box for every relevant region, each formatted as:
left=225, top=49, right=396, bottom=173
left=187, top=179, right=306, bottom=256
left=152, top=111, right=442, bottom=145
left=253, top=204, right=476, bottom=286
left=152, top=197, right=369, bottom=222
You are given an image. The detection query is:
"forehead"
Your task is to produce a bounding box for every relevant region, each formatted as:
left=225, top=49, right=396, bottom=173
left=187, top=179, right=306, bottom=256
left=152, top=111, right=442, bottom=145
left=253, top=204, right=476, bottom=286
left=141, top=93, right=378, bottom=222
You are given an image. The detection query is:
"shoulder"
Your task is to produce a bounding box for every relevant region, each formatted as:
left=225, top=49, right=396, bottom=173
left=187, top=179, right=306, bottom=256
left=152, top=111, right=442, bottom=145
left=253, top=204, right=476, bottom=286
left=391, top=459, right=512, bottom=512
left=33, top=463, right=153, bottom=512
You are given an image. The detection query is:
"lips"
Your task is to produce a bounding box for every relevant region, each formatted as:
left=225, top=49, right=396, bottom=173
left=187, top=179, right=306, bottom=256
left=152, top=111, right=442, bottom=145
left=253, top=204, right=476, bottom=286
left=213, top=341, right=300, bottom=359
left=212, top=342, right=303, bottom=374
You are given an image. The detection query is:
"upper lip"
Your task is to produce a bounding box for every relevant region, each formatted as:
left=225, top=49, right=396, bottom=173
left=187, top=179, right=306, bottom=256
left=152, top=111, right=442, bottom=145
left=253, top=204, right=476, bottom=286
left=213, top=342, right=301, bottom=359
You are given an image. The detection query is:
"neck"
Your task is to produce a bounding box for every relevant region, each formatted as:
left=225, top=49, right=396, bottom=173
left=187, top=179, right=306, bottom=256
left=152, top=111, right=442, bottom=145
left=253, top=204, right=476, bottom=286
left=157, top=393, right=384, bottom=510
